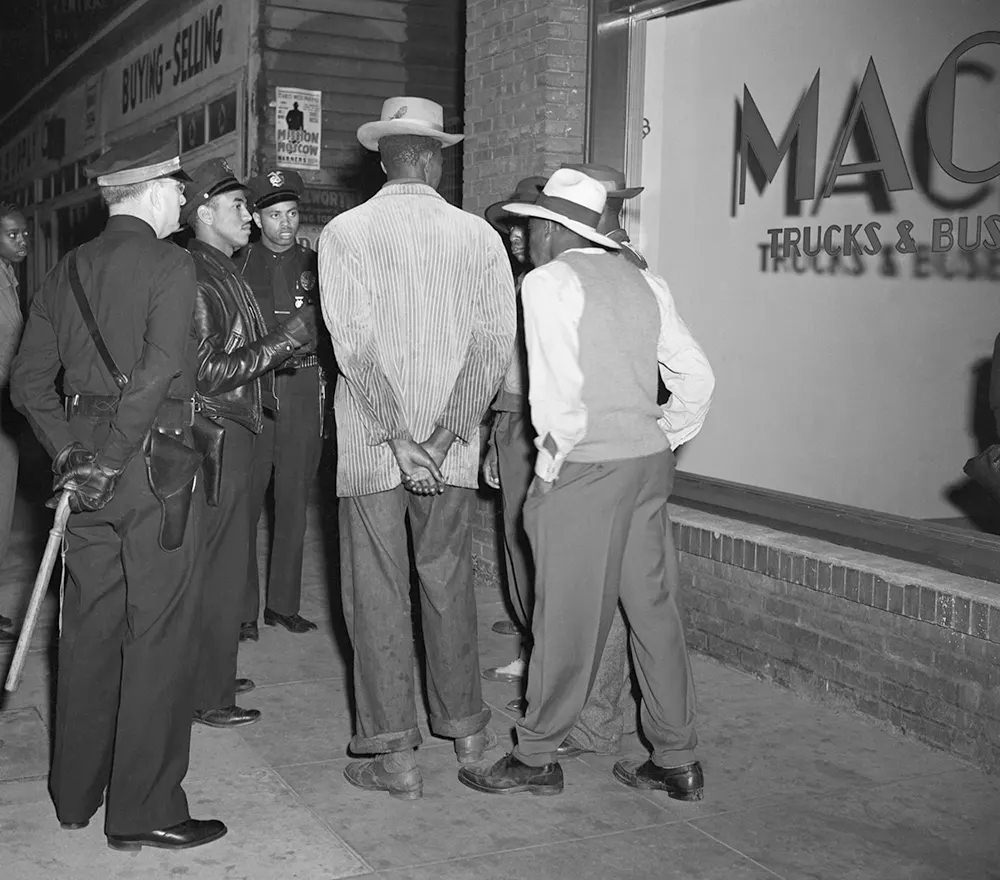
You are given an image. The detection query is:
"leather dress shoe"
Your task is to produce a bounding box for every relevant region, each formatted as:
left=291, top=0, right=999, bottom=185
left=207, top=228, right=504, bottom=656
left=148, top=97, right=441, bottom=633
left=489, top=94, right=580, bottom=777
left=555, top=736, right=592, bottom=759
left=107, top=817, right=227, bottom=851
left=454, top=727, right=499, bottom=764
left=235, top=678, right=255, bottom=694
left=239, top=621, right=259, bottom=642
left=491, top=619, right=520, bottom=635
left=613, top=759, right=704, bottom=801
left=192, top=705, right=261, bottom=728
left=264, top=608, right=318, bottom=633
left=458, top=753, right=563, bottom=796
left=60, top=819, right=90, bottom=830
left=343, top=758, right=423, bottom=800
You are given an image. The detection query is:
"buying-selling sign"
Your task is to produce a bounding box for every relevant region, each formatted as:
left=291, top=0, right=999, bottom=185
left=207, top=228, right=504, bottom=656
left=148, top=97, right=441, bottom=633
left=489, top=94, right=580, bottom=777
left=276, top=87, right=322, bottom=171
left=103, top=0, right=248, bottom=133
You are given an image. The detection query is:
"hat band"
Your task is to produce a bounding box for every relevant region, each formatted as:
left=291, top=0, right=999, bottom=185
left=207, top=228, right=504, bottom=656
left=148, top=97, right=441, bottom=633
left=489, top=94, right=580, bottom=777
left=535, top=194, right=601, bottom=228
left=95, top=156, right=182, bottom=187
left=205, top=178, right=245, bottom=199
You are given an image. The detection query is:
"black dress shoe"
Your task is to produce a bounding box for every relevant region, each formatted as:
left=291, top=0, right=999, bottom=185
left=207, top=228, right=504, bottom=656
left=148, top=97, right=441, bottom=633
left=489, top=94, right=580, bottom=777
left=192, top=705, right=261, bottom=728
left=235, top=678, right=255, bottom=694
left=491, top=619, right=520, bottom=635
left=613, top=759, right=704, bottom=801
left=239, top=621, right=259, bottom=642
left=107, top=818, right=227, bottom=851
left=505, top=697, right=526, bottom=714
left=555, top=736, right=592, bottom=759
left=263, top=608, right=317, bottom=633
left=60, top=820, right=89, bottom=830
left=458, top=753, right=563, bottom=796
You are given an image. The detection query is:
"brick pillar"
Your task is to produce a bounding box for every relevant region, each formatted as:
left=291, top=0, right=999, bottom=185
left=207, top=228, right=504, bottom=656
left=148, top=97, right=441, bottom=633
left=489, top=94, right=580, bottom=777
left=463, top=0, right=590, bottom=215
left=463, top=0, right=590, bottom=596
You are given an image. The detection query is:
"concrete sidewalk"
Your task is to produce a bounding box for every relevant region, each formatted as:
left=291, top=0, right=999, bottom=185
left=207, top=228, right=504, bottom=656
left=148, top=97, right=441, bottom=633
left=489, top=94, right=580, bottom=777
left=2, top=490, right=999, bottom=880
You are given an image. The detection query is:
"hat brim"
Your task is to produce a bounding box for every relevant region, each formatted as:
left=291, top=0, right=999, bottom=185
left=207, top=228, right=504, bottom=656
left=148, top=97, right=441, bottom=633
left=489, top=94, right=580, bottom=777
left=503, top=203, right=622, bottom=250
left=357, top=120, right=465, bottom=151
left=485, top=200, right=534, bottom=233
left=253, top=191, right=301, bottom=211
left=170, top=169, right=193, bottom=183
left=606, top=185, right=643, bottom=199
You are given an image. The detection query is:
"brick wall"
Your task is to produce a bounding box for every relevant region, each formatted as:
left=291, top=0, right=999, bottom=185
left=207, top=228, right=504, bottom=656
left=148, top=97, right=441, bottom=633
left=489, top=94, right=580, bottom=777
left=673, top=506, right=1000, bottom=773
left=463, top=0, right=590, bottom=216
left=465, top=0, right=590, bottom=594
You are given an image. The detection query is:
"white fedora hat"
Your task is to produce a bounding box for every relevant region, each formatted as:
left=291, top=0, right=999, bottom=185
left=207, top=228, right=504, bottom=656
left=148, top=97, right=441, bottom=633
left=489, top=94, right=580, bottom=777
left=357, top=97, right=465, bottom=151
left=503, top=169, right=622, bottom=249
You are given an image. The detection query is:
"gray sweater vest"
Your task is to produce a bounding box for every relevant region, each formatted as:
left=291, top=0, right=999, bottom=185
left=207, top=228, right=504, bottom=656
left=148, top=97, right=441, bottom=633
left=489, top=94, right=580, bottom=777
left=559, top=250, right=669, bottom=464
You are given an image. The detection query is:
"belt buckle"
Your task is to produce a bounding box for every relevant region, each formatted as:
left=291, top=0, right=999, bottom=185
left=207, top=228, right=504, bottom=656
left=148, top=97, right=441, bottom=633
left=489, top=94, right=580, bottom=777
left=64, top=393, right=80, bottom=418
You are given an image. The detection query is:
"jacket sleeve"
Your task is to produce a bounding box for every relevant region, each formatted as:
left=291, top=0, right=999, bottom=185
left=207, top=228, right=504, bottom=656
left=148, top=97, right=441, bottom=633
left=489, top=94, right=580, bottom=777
left=435, top=227, right=516, bottom=443
left=193, top=279, right=306, bottom=396
left=9, top=266, right=75, bottom=458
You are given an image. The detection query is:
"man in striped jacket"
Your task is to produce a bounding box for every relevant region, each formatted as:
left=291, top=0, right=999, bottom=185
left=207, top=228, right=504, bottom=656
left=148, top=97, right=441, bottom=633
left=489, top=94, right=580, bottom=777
left=319, top=97, right=516, bottom=799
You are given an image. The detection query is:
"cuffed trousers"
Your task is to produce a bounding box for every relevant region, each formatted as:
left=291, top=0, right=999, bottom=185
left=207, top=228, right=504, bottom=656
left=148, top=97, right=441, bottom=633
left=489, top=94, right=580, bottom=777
left=339, top=486, right=490, bottom=754
left=52, top=455, right=203, bottom=835
left=244, top=367, right=324, bottom=621
left=515, top=451, right=697, bottom=769
left=195, top=421, right=255, bottom=710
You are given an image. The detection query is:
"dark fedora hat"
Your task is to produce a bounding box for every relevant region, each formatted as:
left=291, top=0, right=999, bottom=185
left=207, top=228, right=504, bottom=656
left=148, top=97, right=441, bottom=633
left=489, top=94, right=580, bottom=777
left=559, top=162, right=643, bottom=199
left=484, top=176, right=547, bottom=232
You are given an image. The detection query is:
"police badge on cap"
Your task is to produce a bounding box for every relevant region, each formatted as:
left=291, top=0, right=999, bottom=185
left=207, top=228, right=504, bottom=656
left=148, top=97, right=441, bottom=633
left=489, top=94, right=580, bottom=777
left=247, top=168, right=305, bottom=212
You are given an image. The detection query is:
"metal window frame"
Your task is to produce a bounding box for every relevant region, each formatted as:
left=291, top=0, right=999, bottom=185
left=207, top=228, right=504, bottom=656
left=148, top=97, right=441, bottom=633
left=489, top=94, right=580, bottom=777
left=584, top=0, right=1000, bottom=584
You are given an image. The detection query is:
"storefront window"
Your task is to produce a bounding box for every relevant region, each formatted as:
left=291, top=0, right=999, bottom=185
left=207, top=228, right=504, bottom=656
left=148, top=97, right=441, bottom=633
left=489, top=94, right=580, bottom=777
left=592, top=0, right=1000, bottom=573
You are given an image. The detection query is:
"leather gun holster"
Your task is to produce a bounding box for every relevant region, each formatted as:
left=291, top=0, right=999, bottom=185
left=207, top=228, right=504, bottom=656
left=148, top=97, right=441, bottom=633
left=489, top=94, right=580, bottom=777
left=145, top=428, right=204, bottom=551
left=191, top=414, right=225, bottom=507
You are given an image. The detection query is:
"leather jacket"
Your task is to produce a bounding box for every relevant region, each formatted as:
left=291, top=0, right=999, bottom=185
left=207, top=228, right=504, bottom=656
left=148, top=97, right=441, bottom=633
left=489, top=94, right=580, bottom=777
left=188, top=240, right=312, bottom=433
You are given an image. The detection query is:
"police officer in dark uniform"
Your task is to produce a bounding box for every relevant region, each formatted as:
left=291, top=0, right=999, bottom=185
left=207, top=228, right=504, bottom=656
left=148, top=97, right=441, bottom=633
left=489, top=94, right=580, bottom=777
left=185, top=159, right=317, bottom=728
left=237, top=169, right=328, bottom=639
left=9, top=130, right=226, bottom=851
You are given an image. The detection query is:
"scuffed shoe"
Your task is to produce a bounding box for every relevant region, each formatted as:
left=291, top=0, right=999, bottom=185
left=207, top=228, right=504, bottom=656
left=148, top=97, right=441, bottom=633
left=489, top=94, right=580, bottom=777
left=343, top=755, right=423, bottom=800
left=264, top=608, right=318, bottom=633
left=454, top=727, right=499, bottom=764
left=458, top=753, right=563, bottom=796
left=481, top=657, right=526, bottom=682
left=613, top=759, right=704, bottom=801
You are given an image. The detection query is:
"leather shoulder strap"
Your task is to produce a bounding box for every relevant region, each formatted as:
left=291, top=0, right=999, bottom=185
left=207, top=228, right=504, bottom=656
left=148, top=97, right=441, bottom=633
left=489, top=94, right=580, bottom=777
left=67, top=249, right=129, bottom=390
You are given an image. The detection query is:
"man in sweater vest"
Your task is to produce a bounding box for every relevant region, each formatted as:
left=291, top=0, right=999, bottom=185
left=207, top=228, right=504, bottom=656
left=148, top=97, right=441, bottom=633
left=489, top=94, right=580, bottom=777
left=458, top=169, right=715, bottom=800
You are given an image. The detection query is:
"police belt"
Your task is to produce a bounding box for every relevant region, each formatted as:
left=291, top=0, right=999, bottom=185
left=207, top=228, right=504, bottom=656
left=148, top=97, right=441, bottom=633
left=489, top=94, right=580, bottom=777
left=65, top=394, right=197, bottom=430
left=283, top=354, right=319, bottom=371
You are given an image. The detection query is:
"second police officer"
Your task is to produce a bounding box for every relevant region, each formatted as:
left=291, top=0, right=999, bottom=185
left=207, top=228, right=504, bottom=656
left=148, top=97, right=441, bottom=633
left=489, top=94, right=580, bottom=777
left=239, top=169, right=331, bottom=640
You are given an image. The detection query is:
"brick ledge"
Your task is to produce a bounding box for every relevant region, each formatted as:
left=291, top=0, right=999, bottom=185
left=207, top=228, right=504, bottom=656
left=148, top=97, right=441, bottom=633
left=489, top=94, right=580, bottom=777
left=669, top=503, right=1000, bottom=644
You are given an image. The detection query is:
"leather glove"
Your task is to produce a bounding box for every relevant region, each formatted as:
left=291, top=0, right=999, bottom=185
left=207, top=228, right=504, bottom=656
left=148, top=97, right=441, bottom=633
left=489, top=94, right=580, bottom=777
left=279, top=308, right=319, bottom=355
left=50, top=442, right=120, bottom=513
left=52, top=441, right=94, bottom=477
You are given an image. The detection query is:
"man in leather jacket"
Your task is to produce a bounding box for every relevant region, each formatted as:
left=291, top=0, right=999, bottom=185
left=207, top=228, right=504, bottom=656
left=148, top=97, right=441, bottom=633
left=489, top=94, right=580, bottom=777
left=184, top=158, right=317, bottom=729
left=10, top=131, right=226, bottom=851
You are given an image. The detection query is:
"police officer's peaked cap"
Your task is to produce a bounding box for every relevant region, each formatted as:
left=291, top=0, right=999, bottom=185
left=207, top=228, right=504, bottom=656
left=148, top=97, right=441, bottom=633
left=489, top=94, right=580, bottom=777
left=246, top=169, right=305, bottom=212
left=85, top=128, right=192, bottom=187
left=180, top=157, right=248, bottom=225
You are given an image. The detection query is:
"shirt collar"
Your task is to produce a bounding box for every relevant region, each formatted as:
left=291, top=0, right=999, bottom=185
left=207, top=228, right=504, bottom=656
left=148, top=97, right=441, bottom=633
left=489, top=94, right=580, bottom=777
left=0, top=259, right=18, bottom=291
left=188, top=238, right=238, bottom=270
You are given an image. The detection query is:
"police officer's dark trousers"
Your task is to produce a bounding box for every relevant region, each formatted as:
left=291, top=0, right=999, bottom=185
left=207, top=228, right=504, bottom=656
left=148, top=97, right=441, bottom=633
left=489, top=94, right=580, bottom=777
left=244, top=366, right=323, bottom=621
left=51, top=452, right=204, bottom=835
left=195, top=420, right=255, bottom=709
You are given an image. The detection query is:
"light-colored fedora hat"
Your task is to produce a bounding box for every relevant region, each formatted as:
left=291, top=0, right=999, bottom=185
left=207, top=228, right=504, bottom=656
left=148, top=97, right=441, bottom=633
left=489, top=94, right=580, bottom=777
left=559, top=162, right=643, bottom=199
left=357, top=97, right=465, bottom=151
left=503, top=169, right=622, bottom=249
